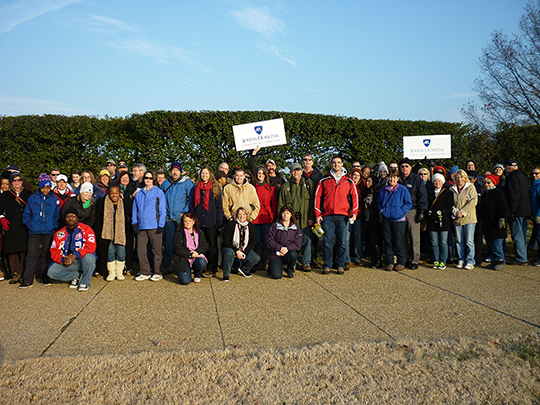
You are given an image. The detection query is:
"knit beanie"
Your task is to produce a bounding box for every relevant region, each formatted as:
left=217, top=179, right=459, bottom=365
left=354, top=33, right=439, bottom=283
left=378, top=161, right=388, bottom=174
left=80, top=182, right=93, bottom=193
left=38, top=173, right=52, bottom=189
left=485, top=174, right=500, bottom=186
left=432, top=173, right=445, bottom=185
left=449, top=165, right=459, bottom=175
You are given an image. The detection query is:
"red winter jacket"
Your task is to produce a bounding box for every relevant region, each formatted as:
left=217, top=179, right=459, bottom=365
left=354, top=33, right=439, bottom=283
left=252, top=182, right=277, bottom=224
left=50, top=222, right=97, bottom=265
left=315, top=171, right=359, bottom=218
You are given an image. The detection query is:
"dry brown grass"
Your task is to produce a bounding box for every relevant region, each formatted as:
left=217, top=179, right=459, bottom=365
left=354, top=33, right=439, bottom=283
left=1, top=333, right=539, bottom=404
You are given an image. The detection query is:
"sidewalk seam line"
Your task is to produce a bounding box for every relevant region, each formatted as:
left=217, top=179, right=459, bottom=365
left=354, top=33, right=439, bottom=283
left=209, top=278, right=227, bottom=350
left=398, top=272, right=540, bottom=329
left=39, top=281, right=108, bottom=357
left=304, top=273, right=396, bottom=341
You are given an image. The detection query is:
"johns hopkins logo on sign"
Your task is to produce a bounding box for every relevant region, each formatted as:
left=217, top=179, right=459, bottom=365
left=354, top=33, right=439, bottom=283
left=254, top=126, right=263, bottom=135
left=402, top=134, right=452, bottom=159
left=423, top=139, right=431, bottom=147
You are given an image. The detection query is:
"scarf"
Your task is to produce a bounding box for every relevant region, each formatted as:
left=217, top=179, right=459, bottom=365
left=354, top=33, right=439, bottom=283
left=102, top=197, right=126, bottom=245
left=232, top=219, right=249, bottom=251
left=184, top=228, right=207, bottom=266
left=194, top=180, right=212, bottom=210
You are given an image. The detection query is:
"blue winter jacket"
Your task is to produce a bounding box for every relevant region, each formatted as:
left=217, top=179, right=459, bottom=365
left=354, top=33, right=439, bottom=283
left=377, top=184, right=413, bottom=221
left=132, top=186, right=166, bottom=230
left=23, top=191, right=60, bottom=234
left=531, top=178, right=540, bottom=217
left=160, top=176, right=194, bottom=220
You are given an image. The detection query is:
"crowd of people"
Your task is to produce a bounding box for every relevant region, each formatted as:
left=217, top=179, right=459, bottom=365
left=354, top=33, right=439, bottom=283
left=0, top=152, right=539, bottom=291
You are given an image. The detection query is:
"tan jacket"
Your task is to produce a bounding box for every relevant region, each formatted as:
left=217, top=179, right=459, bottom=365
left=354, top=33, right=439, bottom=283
left=451, top=182, right=477, bottom=225
left=222, top=181, right=260, bottom=221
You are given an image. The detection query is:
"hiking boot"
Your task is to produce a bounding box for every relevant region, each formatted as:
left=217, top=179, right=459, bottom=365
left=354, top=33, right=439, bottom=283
left=386, top=264, right=394, bottom=271
left=322, top=268, right=330, bottom=275
left=394, top=264, right=405, bottom=271
left=302, top=265, right=312, bottom=272
left=337, top=267, right=345, bottom=275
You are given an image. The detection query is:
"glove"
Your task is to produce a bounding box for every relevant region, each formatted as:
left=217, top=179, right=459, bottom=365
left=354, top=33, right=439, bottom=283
left=415, top=210, right=424, bottom=223
left=498, top=218, right=506, bottom=229
left=535, top=216, right=540, bottom=225
left=132, top=224, right=139, bottom=234
left=156, top=227, right=164, bottom=234
left=0, top=217, right=10, bottom=231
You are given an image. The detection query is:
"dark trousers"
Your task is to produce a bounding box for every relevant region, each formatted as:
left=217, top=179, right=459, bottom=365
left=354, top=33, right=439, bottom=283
left=23, top=234, right=53, bottom=284
left=268, top=251, right=298, bottom=279
left=382, top=219, right=407, bottom=266
left=200, top=226, right=218, bottom=273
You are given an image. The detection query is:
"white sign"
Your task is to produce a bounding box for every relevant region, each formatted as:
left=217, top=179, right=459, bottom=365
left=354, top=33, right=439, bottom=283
left=403, top=134, right=452, bottom=159
left=233, top=118, right=287, bottom=151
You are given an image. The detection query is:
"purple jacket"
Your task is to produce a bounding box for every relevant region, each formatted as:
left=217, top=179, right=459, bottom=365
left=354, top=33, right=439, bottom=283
left=265, top=220, right=303, bottom=259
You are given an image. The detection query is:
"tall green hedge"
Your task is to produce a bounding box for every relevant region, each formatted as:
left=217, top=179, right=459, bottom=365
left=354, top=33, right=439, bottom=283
left=0, top=111, right=537, bottom=186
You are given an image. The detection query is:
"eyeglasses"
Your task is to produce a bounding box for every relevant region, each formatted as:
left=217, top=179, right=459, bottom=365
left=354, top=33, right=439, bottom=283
left=12, top=179, right=22, bottom=182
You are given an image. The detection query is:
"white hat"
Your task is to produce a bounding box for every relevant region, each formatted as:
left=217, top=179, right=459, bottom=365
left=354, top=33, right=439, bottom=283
left=80, top=182, right=93, bottom=193
left=57, top=174, right=68, bottom=183
left=432, top=173, right=445, bottom=184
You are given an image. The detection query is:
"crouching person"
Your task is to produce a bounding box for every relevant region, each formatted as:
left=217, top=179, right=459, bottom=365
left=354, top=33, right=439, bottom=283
left=170, top=213, right=209, bottom=285
left=48, top=208, right=97, bottom=291
left=266, top=206, right=304, bottom=279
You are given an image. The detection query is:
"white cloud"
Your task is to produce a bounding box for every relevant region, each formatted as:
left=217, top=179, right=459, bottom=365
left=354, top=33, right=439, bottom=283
left=0, top=95, right=93, bottom=116
left=89, top=14, right=136, bottom=33
left=265, top=45, right=295, bottom=66
left=0, top=0, right=79, bottom=34
left=230, top=6, right=285, bottom=36
left=113, top=37, right=199, bottom=65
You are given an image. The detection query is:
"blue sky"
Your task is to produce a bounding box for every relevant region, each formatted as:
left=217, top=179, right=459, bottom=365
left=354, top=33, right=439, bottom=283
left=0, top=0, right=529, bottom=122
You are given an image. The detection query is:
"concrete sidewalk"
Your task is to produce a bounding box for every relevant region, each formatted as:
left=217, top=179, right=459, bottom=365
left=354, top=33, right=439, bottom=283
left=1, top=263, right=539, bottom=361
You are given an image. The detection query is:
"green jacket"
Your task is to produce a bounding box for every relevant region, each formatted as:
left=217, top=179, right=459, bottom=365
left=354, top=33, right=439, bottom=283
left=278, top=178, right=315, bottom=229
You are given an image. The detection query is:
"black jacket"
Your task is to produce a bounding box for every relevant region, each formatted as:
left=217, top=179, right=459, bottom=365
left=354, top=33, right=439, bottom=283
left=481, top=187, right=511, bottom=239
left=221, top=220, right=256, bottom=256
left=170, top=227, right=209, bottom=274
left=398, top=173, right=428, bottom=211
left=505, top=169, right=531, bottom=217
left=425, top=187, right=454, bottom=232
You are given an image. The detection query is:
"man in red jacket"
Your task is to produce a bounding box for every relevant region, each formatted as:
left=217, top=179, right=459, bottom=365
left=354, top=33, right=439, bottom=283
left=315, top=156, right=359, bottom=275
left=48, top=208, right=97, bottom=291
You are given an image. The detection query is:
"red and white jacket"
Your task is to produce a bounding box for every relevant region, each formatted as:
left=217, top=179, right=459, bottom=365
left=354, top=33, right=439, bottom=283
left=315, top=170, right=359, bottom=218
left=50, top=222, right=97, bottom=265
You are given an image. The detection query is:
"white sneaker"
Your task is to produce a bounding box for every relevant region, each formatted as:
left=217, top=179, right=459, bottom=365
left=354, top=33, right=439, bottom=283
left=194, top=278, right=201, bottom=283
left=150, top=274, right=163, bottom=281
left=456, top=260, right=464, bottom=269
left=135, top=274, right=151, bottom=281
left=464, top=263, right=474, bottom=270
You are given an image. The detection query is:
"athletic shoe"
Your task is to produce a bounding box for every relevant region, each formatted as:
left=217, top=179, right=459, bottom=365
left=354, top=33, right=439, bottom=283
left=432, top=261, right=440, bottom=269
left=337, top=267, right=345, bottom=275
left=221, top=277, right=229, bottom=282
left=464, top=263, right=474, bottom=270
left=194, top=278, right=201, bottom=283
left=78, top=284, right=89, bottom=292
left=438, top=263, right=446, bottom=270
left=238, top=268, right=252, bottom=278
left=18, top=282, right=33, bottom=289
left=69, top=278, right=80, bottom=289
left=534, top=260, right=540, bottom=267
left=456, top=261, right=464, bottom=269
left=0, top=275, right=4, bottom=281
left=37, top=278, right=52, bottom=286
left=150, top=274, right=163, bottom=281
left=135, top=274, right=151, bottom=281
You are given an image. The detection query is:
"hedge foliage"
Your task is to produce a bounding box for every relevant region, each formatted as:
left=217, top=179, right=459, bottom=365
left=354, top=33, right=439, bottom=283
left=0, top=111, right=538, bottom=186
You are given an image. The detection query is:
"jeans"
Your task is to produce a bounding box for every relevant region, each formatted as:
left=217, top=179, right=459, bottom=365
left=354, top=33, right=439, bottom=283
left=382, top=219, right=407, bottom=265
left=254, top=223, right=271, bottom=270
left=486, top=238, right=505, bottom=262
left=429, top=231, right=448, bottom=264
left=268, top=251, right=298, bottom=279
left=48, top=254, right=96, bottom=286
left=107, top=242, right=126, bottom=262
left=163, top=216, right=182, bottom=271
left=177, top=257, right=207, bottom=285
left=221, top=248, right=260, bottom=278
left=349, top=218, right=364, bottom=262
left=23, top=233, right=53, bottom=284
left=321, top=215, right=348, bottom=269
left=300, top=226, right=313, bottom=266
left=532, top=223, right=540, bottom=261
left=454, top=223, right=476, bottom=265
left=510, top=216, right=528, bottom=262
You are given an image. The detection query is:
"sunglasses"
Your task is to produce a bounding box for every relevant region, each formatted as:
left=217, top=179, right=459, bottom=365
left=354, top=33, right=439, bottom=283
left=144, top=177, right=153, bottom=180
left=533, top=172, right=540, bottom=176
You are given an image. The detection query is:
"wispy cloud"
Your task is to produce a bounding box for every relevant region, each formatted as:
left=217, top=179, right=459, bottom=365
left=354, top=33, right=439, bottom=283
left=300, top=88, right=341, bottom=95
left=230, top=6, right=285, bottom=36
left=89, top=14, right=136, bottom=33
left=440, top=93, right=477, bottom=99
left=113, top=37, right=199, bottom=65
left=0, top=95, right=93, bottom=115
left=0, top=0, right=79, bottom=34
left=264, top=45, right=296, bottom=66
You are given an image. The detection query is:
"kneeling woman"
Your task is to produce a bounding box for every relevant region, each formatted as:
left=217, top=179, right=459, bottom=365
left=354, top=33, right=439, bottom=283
left=170, top=213, right=209, bottom=285
left=221, top=207, right=259, bottom=281
left=266, top=205, right=303, bottom=279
